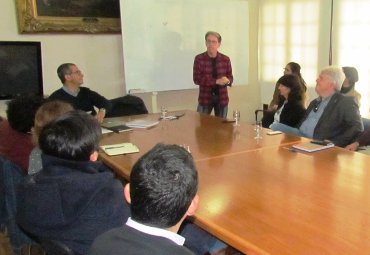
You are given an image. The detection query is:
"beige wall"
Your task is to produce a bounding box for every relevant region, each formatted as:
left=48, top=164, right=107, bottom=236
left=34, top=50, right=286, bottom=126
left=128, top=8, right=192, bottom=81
left=0, top=0, right=261, bottom=123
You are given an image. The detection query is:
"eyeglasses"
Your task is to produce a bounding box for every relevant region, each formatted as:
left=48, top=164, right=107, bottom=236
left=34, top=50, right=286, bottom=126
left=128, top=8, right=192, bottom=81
left=313, top=99, right=321, bottom=112
left=206, top=39, right=219, bottom=45
left=67, top=70, right=82, bottom=75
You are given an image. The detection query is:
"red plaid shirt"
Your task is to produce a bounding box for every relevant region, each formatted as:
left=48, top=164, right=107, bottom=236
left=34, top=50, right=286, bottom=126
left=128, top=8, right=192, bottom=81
left=193, top=51, right=233, bottom=107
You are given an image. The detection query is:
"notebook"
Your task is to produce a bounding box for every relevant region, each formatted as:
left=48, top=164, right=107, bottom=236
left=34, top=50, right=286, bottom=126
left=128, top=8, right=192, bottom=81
left=125, top=119, right=159, bottom=128
left=292, top=141, right=334, bottom=152
left=100, top=143, right=139, bottom=156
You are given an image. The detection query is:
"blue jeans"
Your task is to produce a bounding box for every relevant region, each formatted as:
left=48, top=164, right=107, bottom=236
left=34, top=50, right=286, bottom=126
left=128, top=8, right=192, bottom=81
left=197, top=92, right=228, bottom=118
left=197, top=102, right=228, bottom=119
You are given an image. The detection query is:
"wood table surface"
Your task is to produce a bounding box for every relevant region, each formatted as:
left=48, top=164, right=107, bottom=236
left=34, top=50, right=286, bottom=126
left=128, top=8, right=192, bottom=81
left=98, top=110, right=370, bottom=254
left=99, top=110, right=304, bottom=178
left=194, top=146, right=370, bottom=255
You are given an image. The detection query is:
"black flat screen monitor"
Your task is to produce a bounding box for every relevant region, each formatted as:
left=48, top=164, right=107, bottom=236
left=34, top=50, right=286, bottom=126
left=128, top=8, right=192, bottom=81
left=0, top=41, right=43, bottom=100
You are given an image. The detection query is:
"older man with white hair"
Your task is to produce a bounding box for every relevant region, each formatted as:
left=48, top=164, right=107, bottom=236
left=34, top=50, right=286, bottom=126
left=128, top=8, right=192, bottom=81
left=271, top=66, right=363, bottom=147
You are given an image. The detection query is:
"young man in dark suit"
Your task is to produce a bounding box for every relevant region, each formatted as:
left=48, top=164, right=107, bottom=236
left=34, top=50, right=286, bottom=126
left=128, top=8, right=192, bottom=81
left=89, top=143, right=199, bottom=255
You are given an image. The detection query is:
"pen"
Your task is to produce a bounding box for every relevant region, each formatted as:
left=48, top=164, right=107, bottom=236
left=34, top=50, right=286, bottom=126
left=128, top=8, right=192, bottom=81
left=104, top=145, right=126, bottom=150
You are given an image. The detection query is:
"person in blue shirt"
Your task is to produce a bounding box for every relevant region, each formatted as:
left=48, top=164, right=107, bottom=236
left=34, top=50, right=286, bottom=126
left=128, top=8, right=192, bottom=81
left=271, top=66, right=363, bottom=147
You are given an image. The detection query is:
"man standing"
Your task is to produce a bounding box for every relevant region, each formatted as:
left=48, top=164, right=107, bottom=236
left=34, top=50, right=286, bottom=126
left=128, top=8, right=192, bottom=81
left=193, top=31, right=233, bottom=118
left=271, top=66, right=363, bottom=147
left=49, top=63, right=111, bottom=123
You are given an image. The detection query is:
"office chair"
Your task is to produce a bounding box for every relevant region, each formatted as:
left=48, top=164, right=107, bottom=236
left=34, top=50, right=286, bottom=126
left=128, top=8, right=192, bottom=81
left=255, top=104, right=275, bottom=128
left=40, top=240, right=75, bottom=255
left=106, top=95, right=148, bottom=117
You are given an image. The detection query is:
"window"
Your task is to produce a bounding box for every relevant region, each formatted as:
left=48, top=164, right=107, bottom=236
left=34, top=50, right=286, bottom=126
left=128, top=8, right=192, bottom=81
left=260, top=0, right=369, bottom=116
left=336, top=0, right=370, bottom=115
left=259, top=0, right=319, bottom=86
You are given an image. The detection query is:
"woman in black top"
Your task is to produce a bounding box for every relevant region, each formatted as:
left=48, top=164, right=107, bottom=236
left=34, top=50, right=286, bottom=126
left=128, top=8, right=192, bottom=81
left=262, top=74, right=306, bottom=128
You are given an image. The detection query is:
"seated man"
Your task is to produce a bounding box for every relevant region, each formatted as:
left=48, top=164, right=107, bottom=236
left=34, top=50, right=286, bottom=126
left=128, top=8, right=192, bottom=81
left=89, top=143, right=199, bottom=255
left=28, top=99, right=74, bottom=175
left=270, top=66, right=363, bottom=147
left=0, top=95, right=45, bottom=172
left=16, top=111, right=130, bottom=255
left=49, top=63, right=111, bottom=123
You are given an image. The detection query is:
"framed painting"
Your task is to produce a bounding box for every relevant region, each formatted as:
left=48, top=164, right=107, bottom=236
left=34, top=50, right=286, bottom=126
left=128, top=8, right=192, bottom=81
left=16, top=0, right=121, bottom=33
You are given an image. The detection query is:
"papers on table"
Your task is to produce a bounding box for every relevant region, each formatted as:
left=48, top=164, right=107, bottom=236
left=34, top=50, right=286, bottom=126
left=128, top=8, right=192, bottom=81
left=100, top=143, right=139, bottom=156
left=159, top=115, right=177, bottom=120
left=101, top=127, right=114, bottom=134
left=125, top=119, right=159, bottom=128
left=101, top=118, right=159, bottom=134
left=292, top=141, right=334, bottom=152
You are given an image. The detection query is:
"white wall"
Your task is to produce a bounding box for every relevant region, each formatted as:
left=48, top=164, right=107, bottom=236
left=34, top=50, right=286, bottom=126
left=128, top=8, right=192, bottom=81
left=0, top=0, right=261, bottom=122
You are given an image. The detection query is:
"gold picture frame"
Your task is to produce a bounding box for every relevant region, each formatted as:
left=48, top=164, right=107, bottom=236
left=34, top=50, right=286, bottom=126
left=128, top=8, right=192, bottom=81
left=16, top=0, right=121, bottom=33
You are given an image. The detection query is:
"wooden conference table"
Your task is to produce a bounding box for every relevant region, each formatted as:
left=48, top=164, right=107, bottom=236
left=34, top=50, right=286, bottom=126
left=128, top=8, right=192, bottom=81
left=100, top=110, right=303, bottom=178
left=99, top=110, right=370, bottom=255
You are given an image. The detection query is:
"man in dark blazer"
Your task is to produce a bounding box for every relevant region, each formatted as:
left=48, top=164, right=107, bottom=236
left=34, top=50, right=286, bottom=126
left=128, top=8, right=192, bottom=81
left=270, top=66, right=363, bottom=147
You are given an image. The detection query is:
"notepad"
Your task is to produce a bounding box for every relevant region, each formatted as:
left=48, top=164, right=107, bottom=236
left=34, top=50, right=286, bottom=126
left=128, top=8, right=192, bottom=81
left=100, top=143, right=139, bottom=156
left=292, top=141, right=334, bottom=152
left=125, top=119, right=159, bottom=128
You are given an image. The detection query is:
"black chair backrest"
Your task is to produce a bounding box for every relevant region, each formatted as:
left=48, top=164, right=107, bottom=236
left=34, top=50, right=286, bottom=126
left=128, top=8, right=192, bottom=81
left=41, top=240, right=75, bottom=255
left=256, top=109, right=275, bottom=128
left=106, top=95, right=148, bottom=118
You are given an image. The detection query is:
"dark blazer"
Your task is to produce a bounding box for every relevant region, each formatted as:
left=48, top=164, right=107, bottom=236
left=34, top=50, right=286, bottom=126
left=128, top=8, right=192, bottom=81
left=299, top=92, right=363, bottom=147
left=262, top=99, right=306, bottom=128
left=89, top=225, right=195, bottom=255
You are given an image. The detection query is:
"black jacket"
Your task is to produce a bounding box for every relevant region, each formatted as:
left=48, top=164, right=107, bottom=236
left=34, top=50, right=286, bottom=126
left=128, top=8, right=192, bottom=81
left=16, top=154, right=130, bottom=255
left=262, top=99, right=306, bottom=128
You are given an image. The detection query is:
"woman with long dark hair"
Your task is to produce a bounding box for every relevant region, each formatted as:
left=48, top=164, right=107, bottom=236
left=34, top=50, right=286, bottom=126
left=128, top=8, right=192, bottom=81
left=263, top=74, right=306, bottom=128
left=269, top=62, right=307, bottom=110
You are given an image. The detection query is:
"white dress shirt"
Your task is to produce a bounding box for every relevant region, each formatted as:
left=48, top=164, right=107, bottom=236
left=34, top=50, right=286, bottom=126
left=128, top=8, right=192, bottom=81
left=126, top=217, right=185, bottom=246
